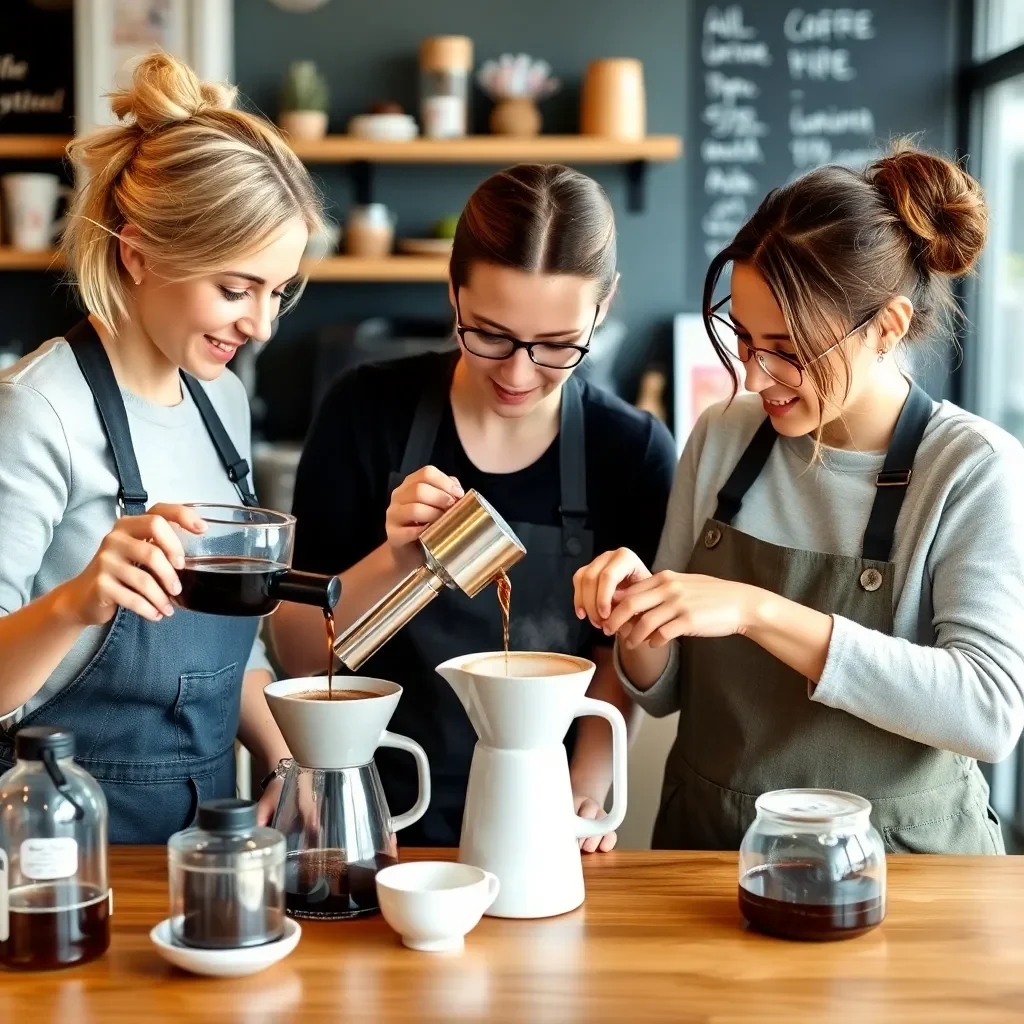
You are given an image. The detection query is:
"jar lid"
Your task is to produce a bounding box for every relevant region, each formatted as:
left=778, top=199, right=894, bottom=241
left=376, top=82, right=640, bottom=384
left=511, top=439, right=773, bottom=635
left=755, top=788, right=871, bottom=825
left=197, top=798, right=257, bottom=833
left=419, top=35, right=473, bottom=71
left=15, top=726, right=74, bottom=761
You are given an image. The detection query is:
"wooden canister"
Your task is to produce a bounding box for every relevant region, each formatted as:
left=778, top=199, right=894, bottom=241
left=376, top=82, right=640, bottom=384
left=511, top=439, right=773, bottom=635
left=580, top=58, right=646, bottom=140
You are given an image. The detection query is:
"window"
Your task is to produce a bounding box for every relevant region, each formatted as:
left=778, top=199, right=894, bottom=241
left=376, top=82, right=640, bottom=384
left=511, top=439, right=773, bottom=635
left=976, top=0, right=1024, bottom=59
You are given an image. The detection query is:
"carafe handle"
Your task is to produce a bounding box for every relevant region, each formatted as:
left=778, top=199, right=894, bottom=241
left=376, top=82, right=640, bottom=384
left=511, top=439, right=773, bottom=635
left=379, top=731, right=432, bottom=833
left=570, top=697, right=628, bottom=839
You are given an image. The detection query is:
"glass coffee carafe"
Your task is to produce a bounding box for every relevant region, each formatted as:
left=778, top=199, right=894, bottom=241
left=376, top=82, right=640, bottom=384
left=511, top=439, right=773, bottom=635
left=264, top=678, right=431, bottom=920
left=0, top=728, right=111, bottom=970
left=172, top=503, right=340, bottom=616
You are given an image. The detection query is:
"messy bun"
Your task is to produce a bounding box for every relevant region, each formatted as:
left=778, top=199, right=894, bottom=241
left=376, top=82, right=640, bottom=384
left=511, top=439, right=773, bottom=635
left=107, top=50, right=236, bottom=132
left=63, top=52, right=323, bottom=334
left=703, top=139, right=990, bottom=423
left=868, top=141, right=988, bottom=277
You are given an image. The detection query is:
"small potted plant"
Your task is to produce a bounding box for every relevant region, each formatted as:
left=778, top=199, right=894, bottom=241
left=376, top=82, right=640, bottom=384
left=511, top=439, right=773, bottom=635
left=278, top=61, right=330, bottom=141
left=477, top=54, right=560, bottom=137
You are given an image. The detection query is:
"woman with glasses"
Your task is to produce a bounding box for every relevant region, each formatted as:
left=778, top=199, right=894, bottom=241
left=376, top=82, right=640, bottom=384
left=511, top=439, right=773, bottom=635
left=574, top=141, right=1024, bottom=853
left=272, top=164, right=677, bottom=848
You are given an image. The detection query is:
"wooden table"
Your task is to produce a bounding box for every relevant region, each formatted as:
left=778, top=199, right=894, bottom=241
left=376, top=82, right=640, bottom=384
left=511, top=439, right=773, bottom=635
left=2, top=847, right=1022, bottom=1023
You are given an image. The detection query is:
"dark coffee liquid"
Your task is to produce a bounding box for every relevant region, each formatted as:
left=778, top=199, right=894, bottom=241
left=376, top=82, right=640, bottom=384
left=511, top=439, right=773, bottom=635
left=176, top=556, right=287, bottom=617
left=180, top=871, right=284, bottom=950
left=496, top=570, right=511, bottom=674
left=0, top=884, right=110, bottom=970
left=739, top=862, right=884, bottom=941
left=325, top=609, right=336, bottom=699
left=284, top=850, right=397, bottom=920
left=292, top=689, right=376, bottom=702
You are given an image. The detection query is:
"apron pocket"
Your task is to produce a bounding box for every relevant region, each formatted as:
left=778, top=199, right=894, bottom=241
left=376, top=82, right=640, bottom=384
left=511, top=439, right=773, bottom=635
left=652, top=757, right=757, bottom=851
left=175, top=663, right=239, bottom=761
left=882, top=807, right=1002, bottom=855
left=102, top=778, right=199, bottom=845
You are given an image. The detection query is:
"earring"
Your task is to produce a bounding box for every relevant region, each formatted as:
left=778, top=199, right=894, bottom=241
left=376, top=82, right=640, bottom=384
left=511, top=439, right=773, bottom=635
left=877, top=349, right=886, bottom=363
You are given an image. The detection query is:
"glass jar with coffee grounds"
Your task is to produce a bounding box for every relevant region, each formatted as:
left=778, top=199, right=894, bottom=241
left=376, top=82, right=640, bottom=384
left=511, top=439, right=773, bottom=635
left=168, top=799, right=286, bottom=950
left=738, top=789, right=886, bottom=942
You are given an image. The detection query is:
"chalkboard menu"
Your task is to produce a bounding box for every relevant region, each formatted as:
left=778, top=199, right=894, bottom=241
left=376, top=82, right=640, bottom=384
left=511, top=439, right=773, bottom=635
left=689, top=1, right=956, bottom=303
left=1, top=0, right=75, bottom=135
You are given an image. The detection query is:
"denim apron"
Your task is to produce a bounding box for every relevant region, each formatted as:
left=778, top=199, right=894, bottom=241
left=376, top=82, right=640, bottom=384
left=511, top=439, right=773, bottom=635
left=0, top=319, right=259, bottom=844
left=361, top=361, right=594, bottom=846
left=653, top=382, right=1004, bottom=854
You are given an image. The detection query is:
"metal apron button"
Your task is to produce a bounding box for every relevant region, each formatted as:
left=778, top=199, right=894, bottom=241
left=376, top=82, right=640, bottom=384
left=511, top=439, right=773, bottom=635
left=565, top=536, right=583, bottom=556
left=860, top=567, right=883, bottom=592
left=704, top=527, right=722, bottom=549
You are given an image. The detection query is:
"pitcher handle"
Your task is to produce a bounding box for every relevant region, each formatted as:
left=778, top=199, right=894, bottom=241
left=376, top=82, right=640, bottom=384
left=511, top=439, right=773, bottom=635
left=570, top=697, right=628, bottom=839
left=379, top=730, right=431, bottom=833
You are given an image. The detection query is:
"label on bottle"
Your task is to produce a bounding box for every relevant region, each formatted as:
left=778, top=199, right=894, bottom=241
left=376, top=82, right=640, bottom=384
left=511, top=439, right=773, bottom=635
left=0, top=848, right=8, bottom=942
left=20, top=837, right=78, bottom=880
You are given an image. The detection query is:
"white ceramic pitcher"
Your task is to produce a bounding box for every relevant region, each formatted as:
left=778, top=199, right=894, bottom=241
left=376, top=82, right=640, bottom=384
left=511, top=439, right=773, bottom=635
left=437, top=651, right=628, bottom=919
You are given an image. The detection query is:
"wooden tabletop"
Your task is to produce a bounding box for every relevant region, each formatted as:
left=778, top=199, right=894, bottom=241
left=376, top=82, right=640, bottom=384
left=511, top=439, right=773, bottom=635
left=1, top=847, right=1022, bottom=1023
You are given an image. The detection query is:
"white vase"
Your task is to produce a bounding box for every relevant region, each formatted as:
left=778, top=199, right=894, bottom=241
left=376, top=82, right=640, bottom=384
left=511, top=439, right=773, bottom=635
left=278, top=110, right=328, bottom=141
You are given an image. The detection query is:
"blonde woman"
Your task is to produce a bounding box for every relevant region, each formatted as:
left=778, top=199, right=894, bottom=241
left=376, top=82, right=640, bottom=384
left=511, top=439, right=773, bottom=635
left=0, top=53, right=323, bottom=843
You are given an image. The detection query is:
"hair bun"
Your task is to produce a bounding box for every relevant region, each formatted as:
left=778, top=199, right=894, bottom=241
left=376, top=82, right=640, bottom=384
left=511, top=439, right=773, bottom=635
left=108, top=51, right=237, bottom=133
left=867, top=140, right=988, bottom=277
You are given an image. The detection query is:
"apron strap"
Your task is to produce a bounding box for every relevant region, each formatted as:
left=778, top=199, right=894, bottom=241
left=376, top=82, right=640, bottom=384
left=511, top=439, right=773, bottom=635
left=67, top=317, right=259, bottom=513
left=396, top=360, right=589, bottom=555
left=66, top=318, right=149, bottom=516
left=557, top=375, right=589, bottom=557
left=861, top=381, right=933, bottom=562
left=713, top=416, right=778, bottom=525
left=180, top=374, right=257, bottom=507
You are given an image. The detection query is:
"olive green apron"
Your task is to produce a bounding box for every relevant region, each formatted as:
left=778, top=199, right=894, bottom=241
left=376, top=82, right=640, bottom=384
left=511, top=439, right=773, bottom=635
left=653, top=383, right=1003, bottom=855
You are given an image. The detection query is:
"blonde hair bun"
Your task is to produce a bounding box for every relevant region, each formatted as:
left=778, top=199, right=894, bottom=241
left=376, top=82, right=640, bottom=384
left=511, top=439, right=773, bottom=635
left=109, top=50, right=237, bottom=132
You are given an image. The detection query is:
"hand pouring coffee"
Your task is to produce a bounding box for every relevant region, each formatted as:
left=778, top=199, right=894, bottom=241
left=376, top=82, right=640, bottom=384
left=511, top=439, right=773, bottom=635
left=333, top=490, right=526, bottom=669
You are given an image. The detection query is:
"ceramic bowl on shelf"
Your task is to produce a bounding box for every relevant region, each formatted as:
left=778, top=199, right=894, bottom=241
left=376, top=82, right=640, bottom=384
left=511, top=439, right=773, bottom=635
left=149, top=917, right=302, bottom=977
left=348, top=114, right=419, bottom=142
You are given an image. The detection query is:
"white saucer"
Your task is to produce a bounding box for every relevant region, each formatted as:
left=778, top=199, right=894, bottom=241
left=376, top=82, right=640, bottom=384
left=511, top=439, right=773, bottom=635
left=149, top=917, right=301, bottom=977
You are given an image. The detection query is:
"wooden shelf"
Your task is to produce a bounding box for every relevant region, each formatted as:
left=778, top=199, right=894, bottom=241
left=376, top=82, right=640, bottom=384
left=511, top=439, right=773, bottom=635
left=288, top=134, right=682, bottom=164
left=0, top=248, right=65, bottom=270
left=302, top=255, right=447, bottom=282
left=0, top=135, right=71, bottom=159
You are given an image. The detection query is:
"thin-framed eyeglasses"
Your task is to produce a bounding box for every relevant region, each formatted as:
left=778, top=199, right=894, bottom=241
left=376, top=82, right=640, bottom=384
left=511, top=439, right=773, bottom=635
left=708, top=296, right=878, bottom=388
left=455, top=291, right=598, bottom=369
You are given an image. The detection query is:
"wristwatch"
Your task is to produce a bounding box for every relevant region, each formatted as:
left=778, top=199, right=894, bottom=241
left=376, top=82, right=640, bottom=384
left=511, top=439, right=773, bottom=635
left=260, top=757, right=294, bottom=793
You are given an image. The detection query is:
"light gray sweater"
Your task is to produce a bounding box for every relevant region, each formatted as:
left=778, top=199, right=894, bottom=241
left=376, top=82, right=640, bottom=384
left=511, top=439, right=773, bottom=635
left=0, top=337, right=271, bottom=723
left=621, top=392, right=1024, bottom=764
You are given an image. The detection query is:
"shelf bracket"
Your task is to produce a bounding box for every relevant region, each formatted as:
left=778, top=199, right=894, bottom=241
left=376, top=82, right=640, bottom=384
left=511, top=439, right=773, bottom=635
left=351, top=160, right=374, bottom=205
left=625, top=160, right=648, bottom=214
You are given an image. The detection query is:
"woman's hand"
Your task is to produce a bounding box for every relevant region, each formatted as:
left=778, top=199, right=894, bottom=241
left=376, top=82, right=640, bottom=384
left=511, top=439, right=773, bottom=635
left=574, top=794, right=617, bottom=853
left=572, top=548, right=652, bottom=629
left=54, top=503, right=207, bottom=626
left=603, top=572, right=761, bottom=647
left=385, top=466, right=464, bottom=556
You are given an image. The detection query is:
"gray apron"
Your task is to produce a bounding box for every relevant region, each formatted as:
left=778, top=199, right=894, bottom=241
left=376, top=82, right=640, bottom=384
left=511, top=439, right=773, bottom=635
left=654, top=382, right=1003, bottom=854
left=360, top=360, right=594, bottom=846
left=0, top=319, right=259, bottom=844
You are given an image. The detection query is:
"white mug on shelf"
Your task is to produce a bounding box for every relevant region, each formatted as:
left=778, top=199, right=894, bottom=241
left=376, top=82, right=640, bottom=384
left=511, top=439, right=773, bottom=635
left=2, top=173, right=71, bottom=252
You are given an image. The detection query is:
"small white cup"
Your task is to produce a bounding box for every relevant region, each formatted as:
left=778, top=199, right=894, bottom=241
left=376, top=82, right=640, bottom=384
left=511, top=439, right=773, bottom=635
left=375, top=861, right=499, bottom=952
left=2, top=173, right=71, bottom=251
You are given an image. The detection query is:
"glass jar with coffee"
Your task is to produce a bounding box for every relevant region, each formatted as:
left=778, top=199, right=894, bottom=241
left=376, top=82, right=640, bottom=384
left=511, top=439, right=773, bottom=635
left=167, top=798, right=285, bottom=950
left=738, top=788, right=886, bottom=941
left=0, top=728, right=111, bottom=970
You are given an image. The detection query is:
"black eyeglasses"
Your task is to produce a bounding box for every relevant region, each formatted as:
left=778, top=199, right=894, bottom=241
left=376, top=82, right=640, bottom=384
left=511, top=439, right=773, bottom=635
left=454, top=292, right=598, bottom=370
left=708, top=296, right=876, bottom=388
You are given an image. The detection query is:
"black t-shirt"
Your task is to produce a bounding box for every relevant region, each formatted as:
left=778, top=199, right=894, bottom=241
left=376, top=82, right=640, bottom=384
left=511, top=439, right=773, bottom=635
left=292, top=352, right=678, bottom=656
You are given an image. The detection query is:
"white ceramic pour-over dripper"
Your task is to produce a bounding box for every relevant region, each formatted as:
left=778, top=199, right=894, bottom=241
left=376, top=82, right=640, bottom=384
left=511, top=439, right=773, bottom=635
left=264, top=677, right=419, bottom=771
left=437, top=652, right=628, bottom=919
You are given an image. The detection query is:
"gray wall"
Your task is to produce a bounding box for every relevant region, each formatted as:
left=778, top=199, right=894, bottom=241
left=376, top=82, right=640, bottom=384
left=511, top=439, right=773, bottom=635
left=232, top=0, right=689, bottom=399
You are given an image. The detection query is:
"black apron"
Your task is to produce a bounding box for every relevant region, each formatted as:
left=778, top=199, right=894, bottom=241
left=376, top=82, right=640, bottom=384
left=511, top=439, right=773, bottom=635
left=362, top=363, right=595, bottom=845
left=0, top=319, right=260, bottom=844
left=654, top=381, right=1003, bottom=854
